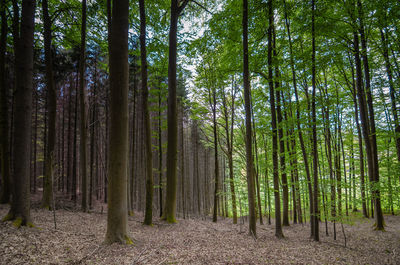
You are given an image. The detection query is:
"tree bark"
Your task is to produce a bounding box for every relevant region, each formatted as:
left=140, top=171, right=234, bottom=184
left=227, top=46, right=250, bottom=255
left=268, top=0, right=283, bottom=238
left=4, top=0, right=36, bottom=226
left=79, top=0, right=88, bottom=212
left=243, top=0, right=256, bottom=238
left=41, top=0, right=56, bottom=210
left=0, top=0, right=10, bottom=204
left=140, top=0, right=153, bottom=226
left=164, top=0, right=189, bottom=223
left=105, top=0, right=130, bottom=244
left=311, top=0, right=319, bottom=241
left=357, top=0, right=384, bottom=230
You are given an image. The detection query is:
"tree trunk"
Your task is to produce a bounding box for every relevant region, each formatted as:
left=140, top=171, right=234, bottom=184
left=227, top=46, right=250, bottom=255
left=105, top=0, right=130, bottom=244
left=380, top=29, right=400, bottom=183
left=311, top=0, right=319, bottom=241
left=212, top=86, right=219, bottom=223
left=268, top=0, right=283, bottom=238
left=164, top=0, right=189, bottom=223
left=243, top=0, right=256, bottom=238
left=4, top=0, right=36, bottom=226
left=275, top=76, right=289, bottom=227
left=78, top=0, right=88, bottom=212
left=356, top=0, right=384, bottom=230
left=0, top=0, right=11, bottom=204
left=41, top=0, right=56, bottom=210
left=140, top=0, right=153, bottom=226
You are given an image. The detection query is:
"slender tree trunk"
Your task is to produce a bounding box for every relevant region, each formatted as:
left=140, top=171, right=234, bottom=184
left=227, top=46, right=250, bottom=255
left=41, top=0, right=56, bottom=210
left=140, top=0, right=153, bottom=226
left=105, top=0, right=130, bottom=244
left=284, top=0, right=312, bottom=235
left=71, top=74, right=78, bottom=203
left=222, top=81, right=237, bottom=223
left=357, top=0, right=384, bottom=230
left=78, top=0, right=88, bottom=212
left=243, top=0, right=257, bottom=238
left=33, top=91, right=38, bottom=193
left=164, top=0, right=189, bottom=223
left=158, top=85, right=163, bottom=217
left=381, top=29, right=400, bottom=183
left=311, top=0, right=319, bottom=241
left=66, top=77, right=73, bottom=195
left=212, top=86, right=219, bottom=223
left=276, top=78, right=289, bottom=227
left=268, top=0, right=283, bottom=238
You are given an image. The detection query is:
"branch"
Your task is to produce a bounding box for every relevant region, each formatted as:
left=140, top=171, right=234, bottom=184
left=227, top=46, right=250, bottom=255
left=178, top=0, right=190, bottom=15
left=190, top=0, right=213, bottom=15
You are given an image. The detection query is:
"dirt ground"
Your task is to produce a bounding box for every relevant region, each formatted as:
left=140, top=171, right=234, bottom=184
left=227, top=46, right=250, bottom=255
left=1, top=198, right=399, bottom=265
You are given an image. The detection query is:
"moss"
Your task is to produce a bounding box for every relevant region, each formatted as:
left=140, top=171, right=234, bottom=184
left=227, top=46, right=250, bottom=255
left=166, top=215, right=177, bottom=224
left=2, top=213, right=13, bottom=222
left=12, top=217, right=23, bottom=228
left=124, top=235, right=134, bottom=245
left=27, top=222, right=35, bottom=228
left=128, top=211, right=134, bottom=217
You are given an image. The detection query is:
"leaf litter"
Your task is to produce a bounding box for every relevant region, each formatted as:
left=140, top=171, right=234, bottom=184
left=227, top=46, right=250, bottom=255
left=1, top=198, right=399, bottom=264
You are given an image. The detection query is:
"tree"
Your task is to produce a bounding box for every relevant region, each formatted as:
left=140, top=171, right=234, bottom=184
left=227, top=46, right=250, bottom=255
left=79, top=0, right=88, bottom=212
left=3, top=0, right=36, bottom=226
left=105, top=0, right=131, bottom=244
left=141, top=0, right=153, bottom=226
left=243, top=0, right=256, bottom=238
left=311, top=0, right=319, bottom=241
left=268, top=0, right=283, bottom=239
left=41, top=0, right=56, bottom=210
left=164, top=0, right=189, bottom=223
left=0, top=0, right=10, bottom=204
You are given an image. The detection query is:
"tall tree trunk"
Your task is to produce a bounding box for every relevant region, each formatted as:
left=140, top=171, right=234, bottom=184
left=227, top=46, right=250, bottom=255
left=284, top=0, right=312, bottom=235
left=4, top=0, right=36, bottom=226
left=349, top=54, right=367, bottom=217
left=250, top=91, right=263, bottom=225
left=243, top=0, right=256, bottom=238
left=79, top=0, right=88, bottom=212
left=72, top=74, right=78, bottom=203
left=311, top=0, right=319, bottom=241
left=268, top=0, right=283, bottom=238
left=140, top=0, right=153, bottom=226
left=356, top=0, right=384, bottom=230
left=41, top=0, right=56, bottom=210
left=0, top=0, right=11, bottom=204
left=212, top=86, right=219, bottom=223
left=66, top=77, right=73, bottom=195
left=158, top=85, right=163, bottom=217
left=105, top=0, right=130, bottom=244
left=164, top=0, right=189, bottom=223
left=380, top=29, right=400, bottom=183
left=222, top=81, right=237, bottom=224
left=275, top=76, right=289, bottom=227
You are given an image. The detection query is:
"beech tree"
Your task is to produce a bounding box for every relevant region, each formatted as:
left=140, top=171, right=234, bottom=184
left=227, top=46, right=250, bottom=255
left=3, top=0, right=36, bottom=226
left=105, top=0, right=130, bottom=244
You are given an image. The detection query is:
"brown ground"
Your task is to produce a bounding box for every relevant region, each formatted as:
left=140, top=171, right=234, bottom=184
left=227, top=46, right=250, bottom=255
left=1, top=198, right=399, bottom=264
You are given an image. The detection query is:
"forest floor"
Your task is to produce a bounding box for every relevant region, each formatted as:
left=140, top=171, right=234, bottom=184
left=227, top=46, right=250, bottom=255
left=1, top=195, right=400, bottom=264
